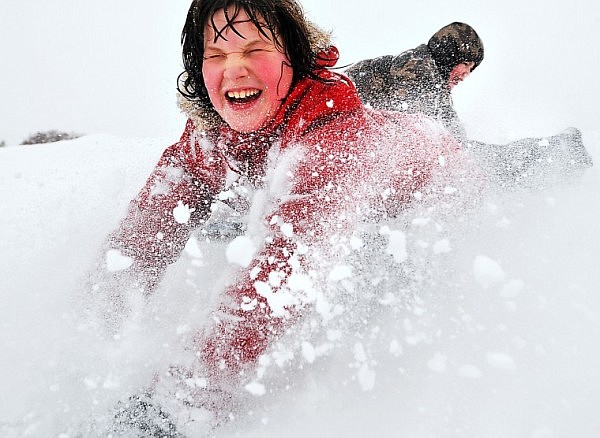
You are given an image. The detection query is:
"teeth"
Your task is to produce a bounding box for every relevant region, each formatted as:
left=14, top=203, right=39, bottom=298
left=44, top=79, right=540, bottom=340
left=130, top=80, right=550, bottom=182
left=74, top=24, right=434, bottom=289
left=227, top=89, right=260, bottom=100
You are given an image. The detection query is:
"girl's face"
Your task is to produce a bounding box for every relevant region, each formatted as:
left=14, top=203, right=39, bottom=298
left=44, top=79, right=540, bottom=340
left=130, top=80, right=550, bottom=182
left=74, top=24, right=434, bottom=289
left=202, top=9, right=294, bottom=133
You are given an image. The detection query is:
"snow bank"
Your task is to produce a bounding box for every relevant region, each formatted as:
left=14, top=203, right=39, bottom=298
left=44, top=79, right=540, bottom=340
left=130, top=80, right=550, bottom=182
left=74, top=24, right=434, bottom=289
left=1, top=133, right=599, bottom=437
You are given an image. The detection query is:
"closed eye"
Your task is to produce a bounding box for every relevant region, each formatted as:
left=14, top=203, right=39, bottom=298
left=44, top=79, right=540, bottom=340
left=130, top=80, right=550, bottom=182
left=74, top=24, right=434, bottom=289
left=203, top=53, right=226, bottom=60
left=244, top=48, right=274, bottom=57
left=202, top=46, right=275, bottom=61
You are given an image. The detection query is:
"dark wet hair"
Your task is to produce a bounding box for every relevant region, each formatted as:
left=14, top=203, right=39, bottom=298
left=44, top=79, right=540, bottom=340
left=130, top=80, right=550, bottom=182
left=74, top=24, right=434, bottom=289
left=427, top=22, right=484, bottom=80
left=178, top=0, right=321, bottom=107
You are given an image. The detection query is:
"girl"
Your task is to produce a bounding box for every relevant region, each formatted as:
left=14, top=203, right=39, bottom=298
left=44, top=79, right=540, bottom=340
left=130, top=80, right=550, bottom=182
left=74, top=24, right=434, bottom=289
left=99, top=0, right=464, bottom=426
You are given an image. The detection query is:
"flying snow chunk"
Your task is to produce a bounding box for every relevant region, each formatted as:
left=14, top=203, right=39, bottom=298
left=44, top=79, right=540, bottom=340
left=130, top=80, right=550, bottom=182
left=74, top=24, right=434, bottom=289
left=350, top=235, right=364, bottom=250
left=245, top=381, right=266, bottom=396
left=176, top=324, right=191, bottom=335
left=105, top=249, right=133, bottom=272
left=500, top=279, right=524, bottom=298
left=357, top=364, right=376, bottom=391
left=217, top=189, right=235, bottom=201
left=473, top=255, right=506, bottom=288
left=458, top=364, right=483, bottom=379
left=185, top=377, right=208, bottom=389
left=240, top=296, right=258, bottom=311
left=412, top=217, right=431, bottom=227
left=279, top=222, right=294, bottom=237
left=380, top=226, right=408, bottom=263
left=102, top=375, right=120, bottom=390
left=353, top=342, right=368, bottom=362
left=254, top=281, right=298, bottom=317
left=83, top=376, right=98, bottom=389
left=389, top=339, right=403, bottom=356
left=328, top=265, right=352, bottom=282
left=184, top=236, right=203, bottom=259
left=486, top=351, right=516, bottom=373
left=427, top=352, right=447, bottom=373
left=301, top=341, right=316, bottom=363
left=173, top=200, right=195, bottom=224
left=433, top=239, right=451, bottom=254
left=287, top=273, right=313, bottom=292
left=226, top=236, right=257, bottom=267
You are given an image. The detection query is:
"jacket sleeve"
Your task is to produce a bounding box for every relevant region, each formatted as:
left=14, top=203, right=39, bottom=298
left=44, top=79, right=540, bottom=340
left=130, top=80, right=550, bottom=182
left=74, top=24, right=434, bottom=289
left=197, top=109, right=457, bottom=381
left=345, top=54, right=398, bottom=108
left=86, top=121, right=225, bottom=337
left=346, top=46, right=468, bottom=141
left=346, top=46, right=439, bottom=112
left=106, top=121, right=225, bottom=290
left=198, top=119, right=369, bottom=380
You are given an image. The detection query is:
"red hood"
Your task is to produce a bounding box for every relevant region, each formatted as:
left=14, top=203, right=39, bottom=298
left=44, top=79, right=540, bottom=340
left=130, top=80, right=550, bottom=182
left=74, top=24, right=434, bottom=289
left=278, top=70, right=362, bottom=144
left=214, top=70, right=363, bottom=179
left=219, top=70, right=362, bottom=152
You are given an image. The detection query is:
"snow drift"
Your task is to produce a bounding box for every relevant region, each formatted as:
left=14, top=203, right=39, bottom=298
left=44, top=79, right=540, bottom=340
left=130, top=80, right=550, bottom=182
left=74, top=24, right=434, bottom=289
left=1, top=130, right=599, bottom=437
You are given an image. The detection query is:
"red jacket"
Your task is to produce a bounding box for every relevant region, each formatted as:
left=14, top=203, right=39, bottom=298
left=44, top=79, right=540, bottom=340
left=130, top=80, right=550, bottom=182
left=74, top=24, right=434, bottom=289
left=108, top=70, right=459, bottom=379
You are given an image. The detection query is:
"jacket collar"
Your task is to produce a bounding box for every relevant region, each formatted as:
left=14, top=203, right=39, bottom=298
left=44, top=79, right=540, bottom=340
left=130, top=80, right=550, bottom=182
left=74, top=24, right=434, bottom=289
left=212, top=70, right=363, bottom=182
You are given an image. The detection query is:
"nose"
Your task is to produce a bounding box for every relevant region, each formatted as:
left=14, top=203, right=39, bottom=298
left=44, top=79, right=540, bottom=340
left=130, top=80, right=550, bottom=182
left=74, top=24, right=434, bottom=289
left=223, top=53, right=249, bottom=80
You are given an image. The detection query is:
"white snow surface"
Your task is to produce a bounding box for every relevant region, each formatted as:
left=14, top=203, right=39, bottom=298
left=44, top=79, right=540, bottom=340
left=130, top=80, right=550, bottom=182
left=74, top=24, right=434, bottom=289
left=1, top=125, right=599, bottom=437
left=2, top=1, right=600, bottom=435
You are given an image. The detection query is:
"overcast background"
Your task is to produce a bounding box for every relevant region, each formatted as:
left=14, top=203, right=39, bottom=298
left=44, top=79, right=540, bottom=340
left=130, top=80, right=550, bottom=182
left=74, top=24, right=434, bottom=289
left=1, top=1, right=599, bottom=436
left=1, top=0, right=598, bottom=146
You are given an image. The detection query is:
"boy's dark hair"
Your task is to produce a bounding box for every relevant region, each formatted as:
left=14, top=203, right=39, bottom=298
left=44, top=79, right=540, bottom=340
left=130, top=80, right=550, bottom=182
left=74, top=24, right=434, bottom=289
left=427, top=22, right=484, bottom=81
left=178, top=0, right=320, bottom=108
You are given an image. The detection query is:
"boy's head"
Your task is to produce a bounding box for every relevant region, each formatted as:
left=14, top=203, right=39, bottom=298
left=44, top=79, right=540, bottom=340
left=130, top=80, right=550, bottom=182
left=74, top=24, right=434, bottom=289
left=427, top=22, right=484, bottom=84
left=178, top=0, right=322, bottom=131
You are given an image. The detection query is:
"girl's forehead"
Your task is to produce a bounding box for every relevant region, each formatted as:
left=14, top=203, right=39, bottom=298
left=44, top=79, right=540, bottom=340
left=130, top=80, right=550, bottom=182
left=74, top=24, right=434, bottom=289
left=205, top=8, right=272, bottom=43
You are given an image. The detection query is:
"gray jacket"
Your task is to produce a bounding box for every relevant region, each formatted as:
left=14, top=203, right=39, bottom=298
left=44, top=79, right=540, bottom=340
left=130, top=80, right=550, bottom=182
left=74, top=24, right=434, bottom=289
left=345, top=44, right=466, bottom=140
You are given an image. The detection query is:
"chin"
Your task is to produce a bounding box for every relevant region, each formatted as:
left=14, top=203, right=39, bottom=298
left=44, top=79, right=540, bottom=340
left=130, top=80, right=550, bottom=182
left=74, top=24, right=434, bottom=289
left=227, top=120, right=264, bottom=133
left=223, top=110, right=271, bottom=133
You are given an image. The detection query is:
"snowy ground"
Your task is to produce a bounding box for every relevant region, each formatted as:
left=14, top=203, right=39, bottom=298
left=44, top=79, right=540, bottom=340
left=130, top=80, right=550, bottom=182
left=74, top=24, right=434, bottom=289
left=2, top=0, right=599, bottom=434
left=1, top=121, right=599, bottom=437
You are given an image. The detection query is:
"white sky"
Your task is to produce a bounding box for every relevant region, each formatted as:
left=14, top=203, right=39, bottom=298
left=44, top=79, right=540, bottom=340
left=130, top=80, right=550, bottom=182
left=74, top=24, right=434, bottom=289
left=1, top=0, right=599, bottom=145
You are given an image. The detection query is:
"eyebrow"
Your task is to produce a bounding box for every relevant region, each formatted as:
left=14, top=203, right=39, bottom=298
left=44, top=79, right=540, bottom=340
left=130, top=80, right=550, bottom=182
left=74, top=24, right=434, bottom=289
left=204, top=38, right=273, bottom=52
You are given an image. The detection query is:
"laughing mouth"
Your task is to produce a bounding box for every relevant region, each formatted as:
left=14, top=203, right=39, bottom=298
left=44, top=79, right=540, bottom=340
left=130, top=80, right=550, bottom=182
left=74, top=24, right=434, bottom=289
left=226, top=89, right=261, bottom=104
